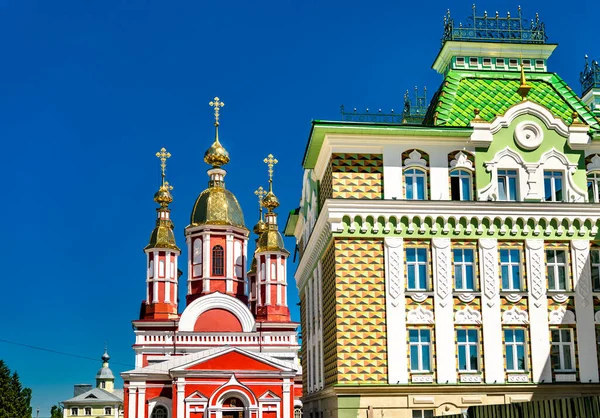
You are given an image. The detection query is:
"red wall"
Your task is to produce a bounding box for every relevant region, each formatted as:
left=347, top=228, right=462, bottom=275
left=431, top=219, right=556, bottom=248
left=193, top=309, right=243, bottom=332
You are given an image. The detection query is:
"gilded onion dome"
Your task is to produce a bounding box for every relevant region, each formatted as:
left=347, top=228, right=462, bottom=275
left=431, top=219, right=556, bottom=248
left=256, top=223, right=289, bottom=255
left=256, top=154, right=287, bottom=254
left=204, top=137, right=230, bottom=168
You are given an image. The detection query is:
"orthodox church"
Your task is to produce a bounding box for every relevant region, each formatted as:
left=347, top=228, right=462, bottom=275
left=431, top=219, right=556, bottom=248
left=121, top=98, right=302, bottom=418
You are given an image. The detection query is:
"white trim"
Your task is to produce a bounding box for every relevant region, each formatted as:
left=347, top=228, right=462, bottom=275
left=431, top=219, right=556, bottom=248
left=179, top=293, right=255, bottom=332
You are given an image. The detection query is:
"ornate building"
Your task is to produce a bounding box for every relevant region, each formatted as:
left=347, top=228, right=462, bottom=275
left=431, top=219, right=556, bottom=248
left=121, top=99, right=302, bottom=418
left=285, top=6, right=600, bottom=418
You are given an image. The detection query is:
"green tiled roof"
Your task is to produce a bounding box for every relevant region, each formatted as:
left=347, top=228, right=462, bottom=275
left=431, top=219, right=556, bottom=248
left=425, top=70, right=600, bottom=131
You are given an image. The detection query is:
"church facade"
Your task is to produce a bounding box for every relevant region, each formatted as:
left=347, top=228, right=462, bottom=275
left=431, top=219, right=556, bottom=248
left=286, top=7, right=600, bottom=418
left=121, top=99, right=302, bottom=418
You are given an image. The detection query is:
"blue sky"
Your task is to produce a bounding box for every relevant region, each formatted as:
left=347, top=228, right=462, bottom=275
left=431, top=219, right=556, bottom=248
left=1, top=0, right=599, bottom=415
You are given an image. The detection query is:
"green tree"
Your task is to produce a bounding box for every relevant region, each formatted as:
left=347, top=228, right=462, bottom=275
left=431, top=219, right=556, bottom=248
left=50, top=404, right=63, bottom=418
left=0, top=360, right=32, bottom=418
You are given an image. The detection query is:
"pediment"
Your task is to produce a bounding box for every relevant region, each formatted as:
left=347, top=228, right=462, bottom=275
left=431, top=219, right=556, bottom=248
left=85, top=394, right=97, bottom=399
left=173, top=348, right=294, bottom=373
left=258, top=390, right=281, bottom=401
left=186, top=390, right=209, bottom=401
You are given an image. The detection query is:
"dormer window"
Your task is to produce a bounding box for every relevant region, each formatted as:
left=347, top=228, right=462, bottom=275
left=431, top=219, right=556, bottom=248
left=483, top=58, right=491, bottom=66
left=456, top=57, right=465, bottom=66
left=496, top=58, right=505, bottom=67
left=509, top=59, right=518, bottom=67
left=469, top=57, right=479, bottom=66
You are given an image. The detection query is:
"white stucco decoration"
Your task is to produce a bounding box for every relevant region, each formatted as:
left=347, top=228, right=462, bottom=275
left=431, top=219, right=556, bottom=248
left=587, top=154, right=600, bottom=172
left=406, top=307, right=434, bottom=324
left=548, top=308, right=576, bottom=325
left=594, top=310, right=600, bottom=324
left=551, top=293, right=569, bottom=303
left=504, top=294, right=523, bottom=303
left=502, top=307, right=529, bottom=324
left=404, top=149, right=427, bottom=168
left=179, top=292, right=256, bottom=332
left=450, top=151, right=474, bottom=171
left=514, top=121, right=543, bottom=150
left=454, top=307, right=482, bottom=324
left=457, top=293, right=476, bottom=303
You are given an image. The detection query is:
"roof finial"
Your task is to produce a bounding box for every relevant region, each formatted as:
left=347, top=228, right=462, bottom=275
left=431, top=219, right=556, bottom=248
left=209, top=96, right=225, bottom=127
left=154, top=147, right=173, bottom=208
left=262, top=154, right=280, bottom=212
left=517, top=61, right=531, bottom=100
left=253, top=186, right=268, bottom=234
left=264, top=154, right=278, bottom=192
left=156, top=147, right=171, bottom=186
left=204, top=97, right=230, bottom=168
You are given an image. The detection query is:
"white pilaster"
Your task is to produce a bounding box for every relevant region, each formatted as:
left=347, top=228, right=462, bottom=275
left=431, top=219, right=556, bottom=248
left=479, top=238, right=504, bottom=383
left=174, top=253, right=178, bottom=304
left=136, top=386, right=146, bottom=418
left=282, top=379, right=291, bottom=418
left=114, top=404, right=118, bottom=418
left=202, top=233, right=211, bottom=279
left=165, top=253, right=171, bottom=303
left=265, top=255, right=271, bottom=306
left=146, top=253, right=151, bottom=304
left=382, top=145, right=403, bottom=200
left=525, top=239, right=551, bottom=383
left=177, top=378, right=185, bottom=418
left=571, top=240, right=599, bottom=382
left=226, top=235, right=234, bottom=292
left=384, top=237, right=408, bottom=384
left=243, top=239, right=248, bottom=281
left=317, top=261, right=324, bottom=387
left=128, top=387, right=136, bottom=418
left=432, top=238, right=455, bottom=383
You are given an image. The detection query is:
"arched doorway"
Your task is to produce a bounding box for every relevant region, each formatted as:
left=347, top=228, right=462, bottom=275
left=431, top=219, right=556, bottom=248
left=151, top=405, right=168, bottom=418
left=222, top=396, right=245, bottom=418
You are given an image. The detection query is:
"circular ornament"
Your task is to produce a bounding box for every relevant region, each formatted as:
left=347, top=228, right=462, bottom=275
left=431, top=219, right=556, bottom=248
left=514, top=121, right=543, bottom=150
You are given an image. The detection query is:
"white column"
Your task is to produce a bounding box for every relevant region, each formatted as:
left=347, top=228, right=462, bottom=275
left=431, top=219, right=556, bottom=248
left=63, top=408, right=67, bottom=418
left=479, top=239, right=504, bottom=383
left=431, top=238, right=455, bottom=383
left=571, top=240, right=599, bottom=382
left=382, top=145, right=403, bottom=200
left=525, top=239, right=552, bottom=383
left=114, top=403, right=118, bottom=418
left=174, top=253, right=178, bottom=304
left=165, top=253, right=171, bottom=303
left=203, top=233, right=211, bottom=278
left=384, top=237, right=408, bottom=384
left=277, top=255, right=282, bottom=305
left=136, top=386, right=146, bottom=418
left=282, top=379, right=291, bottom=418
left=243, top=239, right=248, bottom=281
left=128, top=387, right=136, bottom=418
left=317, top=262, right=324, bottom=387
left=177, top=378, right=185, bottom=418
left=265, top=255, right=271, bottom=305
left=146, top=253, right=151, bottom=304
left=153, top=251, right=159, bottom=303
left=226, top=235, right=234, bottom=291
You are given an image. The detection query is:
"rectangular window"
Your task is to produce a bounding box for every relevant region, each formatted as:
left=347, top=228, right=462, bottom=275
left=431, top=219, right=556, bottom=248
left=406, top=247, right=428, bottom=290
left=450, top=169, right=472, bottom=201
left=509, top=58, right=518, bottom=67
left=547, top=249, right=568, bottom=291
left=456, top=57, right=465, bottom=66
left=469, top=57, right=479, bottom=66
left=71, top=409, right=78, bottom=417
left=105, top=408, right=112, bottom=415
left=405, top=168, right=427, bottom=200
left=498, top=169, right=518, bottom=201
left=522, top=59, right=531, bottom=68
left=535, top=59, right=544, bottom=68
left=551, top=329, right=575, bottom=372
left=84, top=408, right=92, bottom=416
left=453, top=248, right=475, bottom=290
left=591, top=250, right=600, bottom=291
left=457, top=329, right=479, bottom=372
left=496, top=58, right=505, bottom=66
left=409, top=329, right=431, bottom=372
left=505, top=329, right=526, bottom=371
left=588, top=173, right=600, bottom=203
left=500, top=248, right=522, bottom=291
left=544, top=170, right=564, bottom=202
left=483, top=57, right=492, bottom=66
left=412, top=411, right=434, bottom=418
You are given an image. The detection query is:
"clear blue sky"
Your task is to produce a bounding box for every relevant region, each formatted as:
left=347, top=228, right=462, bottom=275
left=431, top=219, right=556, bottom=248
left=1, top=0, right=598, bottom=415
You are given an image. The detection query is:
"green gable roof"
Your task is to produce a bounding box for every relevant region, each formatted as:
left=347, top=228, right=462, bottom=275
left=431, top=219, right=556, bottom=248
left=425, top=70, right=600, bottom=130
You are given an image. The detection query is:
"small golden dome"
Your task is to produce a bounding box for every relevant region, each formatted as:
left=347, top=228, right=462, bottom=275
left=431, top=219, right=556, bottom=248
left=204, top=139, right=230, bottom=168
left=145, top=217, right=180, bottom=251
left=262, top=191, right=280, bottom=212
left=154, top=184, right=173, bottom=207
left=256, top=226, right=289, bottom=255
left=190, top=186, right=246, bottom=228
left=253, top=219, right=267, bottom=235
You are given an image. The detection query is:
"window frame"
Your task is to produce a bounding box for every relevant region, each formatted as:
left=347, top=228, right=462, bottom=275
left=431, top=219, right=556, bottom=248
left=453, top=247, right=476, bottom=291
left=404, top=168, right=428, bottom=200
left=551, top=328, right=576, bottom=372
left=105, top=407, right=112, bottom=415
left=409, top=329, right=432, bottom=372
left=450, top=168, right=472, bottom=201
left=71, top=408, right=79, bottom=417
left=84, top=407, right=92, bottom=416
left=457, top=328, right=479, bottom=372
left=546, top=249, right=568, bottom=291
left=211, top=245, right=225, bottom=276
left=504, top=328, right=527, bottom=372
left=500, top=248, right=523, bottom=291
left=496, top=58, right=505, bottom=67
left=412, top=411, right=434, bottom=418
left=544, top=170, right=564, bottom=202
left=497, top=169, right=518, bottom=201
left=406, top=247, right=429, bottom=291
left=588, top=172, right=600, bottom=203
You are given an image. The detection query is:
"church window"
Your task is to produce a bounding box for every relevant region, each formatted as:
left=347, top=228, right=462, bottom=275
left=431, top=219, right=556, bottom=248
left=212, top=245, right=224, bottom=276
left=544, top=170, right=563, bottom=202
left=497, top=170, right=518, bottom=201
left=101, top=381, right=105, bottom=388
left=450, top=169, right=472, bottom=201
left=159, top=259, right=165, bottom=277
left=234, top=241, right=243, bottom=277
left=404, top=169, right=427, bottom=200
left=151, top=406, right=168, bottom=418
left=105, top=407, right=112, bottom=415
left=587, top=172, right=600, bottom=202
left=71, top=408, right=79, bottom=416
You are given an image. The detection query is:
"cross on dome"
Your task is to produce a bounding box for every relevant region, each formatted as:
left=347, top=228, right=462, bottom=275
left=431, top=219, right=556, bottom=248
left=209, top=97, right=224, bottom=126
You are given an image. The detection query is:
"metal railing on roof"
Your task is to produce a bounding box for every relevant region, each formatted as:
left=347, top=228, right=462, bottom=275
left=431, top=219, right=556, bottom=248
left=581, top=55, right=600, bottom=96
left=340, top=87, right=427, bottom=124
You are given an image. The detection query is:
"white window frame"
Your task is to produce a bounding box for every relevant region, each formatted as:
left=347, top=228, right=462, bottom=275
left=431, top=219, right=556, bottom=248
left=84, top=407, right=92, bottom=416
left=453, top=248, right=475, bottom=291
left=450, top=169, right=472, bottom=201
left=547, top=249, right=568, bottom=291
left=404, top=168, right=427, bottom=200
left=406, top=247, right=428, bottom=291
left=457, top=329, right=479, bottom=372
left=71, top=408, right=79, bottom=417
left=544, top=170, right=564, bottom=202
left=496, top=58, right=505, bottom=67
left=412, top=411, right=434, bottom=418
left=497, top=169, right=518, bottom=201
left=456, top=57, right=465, bottom=66
left=500, top=248, right=522, bottom=291
left=105, top=407, right=112, bottom=415
left=505, top=329, right=527, bottom=372
left=551, top=328, right=576, bottom=372
left=588, top=172, right=600, bottom=203
left=409, top=329, right=431, bottom=372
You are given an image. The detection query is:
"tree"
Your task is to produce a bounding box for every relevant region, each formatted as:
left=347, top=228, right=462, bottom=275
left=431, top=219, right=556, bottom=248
left=50, top=404, right=63, bottom=418
left=0, top=360, right=32, bottom=418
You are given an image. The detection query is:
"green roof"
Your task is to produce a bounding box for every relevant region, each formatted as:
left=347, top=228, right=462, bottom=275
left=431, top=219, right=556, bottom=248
left=425, top=70, right=600, bottom=130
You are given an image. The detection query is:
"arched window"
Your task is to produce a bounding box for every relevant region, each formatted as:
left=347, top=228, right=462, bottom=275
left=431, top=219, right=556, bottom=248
left=450, top=169, right=472, bottom=201
left=212, top=245, right=224, bottom=276
left=151, top=406, right=168, bottom=418
left=294, top=407, right=303, bottom=418
left=588, top=172, right=600, bottom=203
left=404, top=168, right=427, bottom=200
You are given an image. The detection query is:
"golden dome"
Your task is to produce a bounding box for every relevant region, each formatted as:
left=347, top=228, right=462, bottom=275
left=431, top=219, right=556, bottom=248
left=256, top=226, right=289, bottom=255
left=145, top=217, right=180, bottom=251
left=262, top=191, right=280, bottom=212
left=204, top=138, right=230, bottom=168
left=154, top=183, right=173, bottom=207
left=253, top=219, right=267, bottom=235
left=190, top=186, right=246, bottom=228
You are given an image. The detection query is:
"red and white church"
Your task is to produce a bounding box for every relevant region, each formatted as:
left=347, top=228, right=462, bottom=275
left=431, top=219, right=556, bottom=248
left=122, top=98, right=302, bottom=418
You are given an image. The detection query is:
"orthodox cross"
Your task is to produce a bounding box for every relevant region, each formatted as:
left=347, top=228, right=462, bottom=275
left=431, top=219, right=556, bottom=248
left=209, top=97, right=225, bottom=125
left=263, top=154, right=278, bottom=184
left=156, top=147, right=171, bottom=182
left=254, top=186, right=267, bottom=217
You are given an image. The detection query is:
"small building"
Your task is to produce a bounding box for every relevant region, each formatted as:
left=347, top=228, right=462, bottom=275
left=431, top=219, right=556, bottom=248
left=62, top=349, right=123, bottom=417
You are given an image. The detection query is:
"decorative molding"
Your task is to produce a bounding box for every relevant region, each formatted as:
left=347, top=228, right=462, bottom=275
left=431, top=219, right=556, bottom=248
left=404, top=149, right=427, bottom=168
left=179, top=292, right=256, bottom=332
left=406, top=307, right=434, bottom=324
left=526, top=240, right=545, bottom=307
left=502, top=307, right=529, bottom=324
left=455, top=307, right=482, bottom=324
left=548, top=308, right=576, bottom=325
left=450, top=151, right=474, bottom=171
left=514, top=121, right=544, bottom=150
left=551, top=293, right=569, bottom=303
left=594, top=310, right=600, bottom=324
left=504, top=294, right=523, bottom=303
left=507, top=374, right=530, bottom=383
left=388, top=250, right=402, bottom=307
left=457, top=293, right=476, bottom=303
left=411, top=375, right=434, bottom=384
left=573, top=244, right=592, bottom=307
left=555, top=374, right=577, bottom=382
left=413, top=396, right=435, bottom=404
left=410, top=293, right=428, bottom=303
left=460, top=375, right=482, bottom=384
left=587, top=154, right=600, bottom=172
left=432, top=238, right=451, bottom=306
